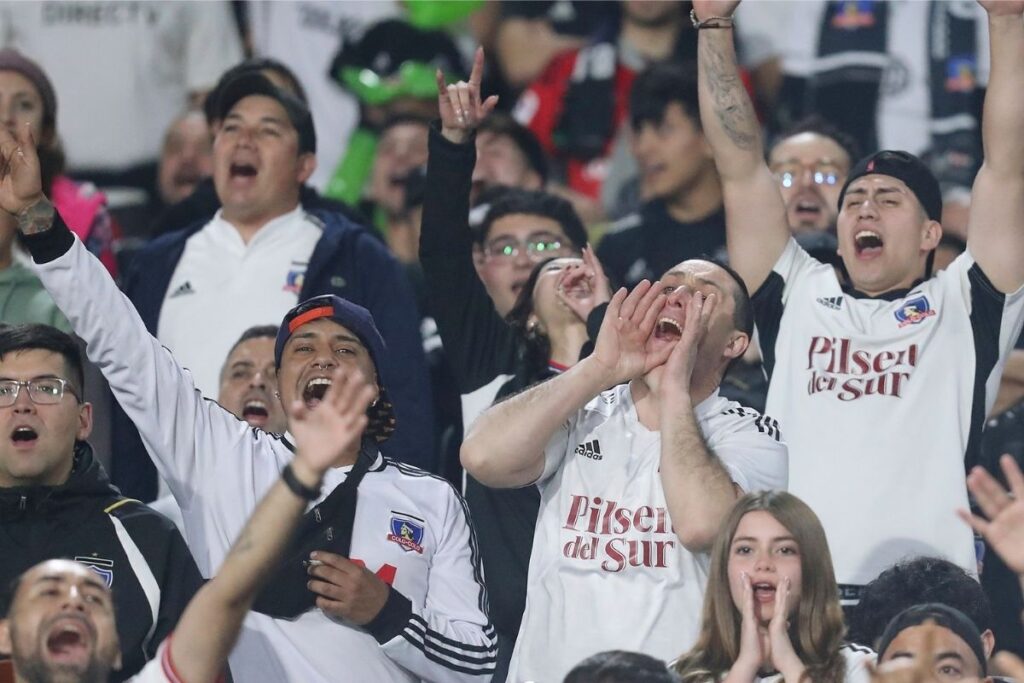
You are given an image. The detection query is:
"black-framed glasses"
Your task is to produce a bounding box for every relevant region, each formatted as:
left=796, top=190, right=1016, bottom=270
left=772, top=163, right=843, bottom=189
left=0, top=378, right=80, bottom=407
left=483, top=232, right=568, bottom=263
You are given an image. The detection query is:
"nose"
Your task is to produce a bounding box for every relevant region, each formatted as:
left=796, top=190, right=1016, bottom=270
left=12, top=385, right=35, bottom=413
left=633, top=128, right=656, bottom=160
left=665, top=284, right=692, bottom=308
left=311, top=358, right=335, bottom=372
left=856, top=197, right=879, bottom=220
left=63, top=584, right=87, bottom=612
left=753, top=550, right=775, bottom=573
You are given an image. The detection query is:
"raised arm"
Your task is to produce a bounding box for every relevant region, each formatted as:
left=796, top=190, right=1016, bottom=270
left=168, top=370, right=374, bottom=683
left=658, top=293, right=741, bottom=552
left=966, top=1, right=1024, bottom=294
left=461, top=282, right=669, bottom=487
left=694, top=0, right=790, bottom=293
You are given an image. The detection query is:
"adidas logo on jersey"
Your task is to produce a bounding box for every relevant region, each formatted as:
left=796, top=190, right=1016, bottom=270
left=574, top=440, right=602, bottom=460
left=169, top=281, right=195, bottom=298
left=816, top=296, right=843, bottom=310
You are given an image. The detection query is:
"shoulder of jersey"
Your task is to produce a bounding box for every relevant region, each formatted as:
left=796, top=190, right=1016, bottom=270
left=602, top=212, right=642, bottom=237
left=840, top=642, right=877, bottom=658
left=583, top=384, right=630, bottom=416
left=717, top=402, right=783, bottom=442
left=381, top=457, right=461, bottom=495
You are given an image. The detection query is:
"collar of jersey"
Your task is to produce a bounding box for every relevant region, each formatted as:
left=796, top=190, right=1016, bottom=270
left=210, top=204, right=306, bottom=248
left=841, top=277, right=925, bottom=302
left=280, top=432, right=385, bottom=476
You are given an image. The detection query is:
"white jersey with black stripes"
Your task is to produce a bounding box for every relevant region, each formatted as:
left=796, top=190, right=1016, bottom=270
left=31, top=227, right=496, bottom=682
left=508, top=384, right=788, bottom=682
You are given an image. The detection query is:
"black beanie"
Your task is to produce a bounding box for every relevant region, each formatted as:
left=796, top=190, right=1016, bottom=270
left=877, top=603, right=987, bottom=676
left=839, top=150, right=943, bottom=222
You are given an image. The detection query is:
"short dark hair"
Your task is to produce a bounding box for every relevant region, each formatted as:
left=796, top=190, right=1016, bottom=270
left=0, top=324, right=85, bottom=399
left=479, top=111, right=549, bottom=185
left=630, top=62, right=700, bottom=133
left=848, top=557, right=994, bottom=650
left=0, top=573, right=20, bottom=618
left=564, top=650, right=680, bottom=683
left=505, top=257, right=559, bottom=378
left=769, top=115, right=861, bottom=168
left=204, top=57, right=308, bottom=125
left=227, top=325, right=278, bottom=358
left=478, top=188, right=588, bottom=251
left=706, top=258, right=754, bottom=338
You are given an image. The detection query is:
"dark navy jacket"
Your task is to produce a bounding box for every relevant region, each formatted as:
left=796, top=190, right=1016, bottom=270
left=112, top=207, right=435, bottom=499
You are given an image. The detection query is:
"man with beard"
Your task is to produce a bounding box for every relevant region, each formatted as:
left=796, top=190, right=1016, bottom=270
left=462, top=266, right=787, bottom=679
left=0, top=366, right=377, bottom=683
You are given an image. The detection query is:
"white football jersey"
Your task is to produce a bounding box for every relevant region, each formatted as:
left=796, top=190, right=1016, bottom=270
left=508, top=385, right=788, bottom=682
left=754, top=239, right=1024, bottom=595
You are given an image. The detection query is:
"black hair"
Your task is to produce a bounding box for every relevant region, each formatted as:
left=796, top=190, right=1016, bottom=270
left=505, top=257, right=559, bottom=380
left=204, top=57, right=308, bottom=125
left=478, top=188, right=588, bottom=251
left=0, top=573, right=19, bottom=618
left=629, top=62, right=700, bottom=133
left=769, top=115, right=862, bottom=169
left=848, top=556, right=994, bottom=650
left=703, top=258, right=754, bottom=338
left=564, top=650, right=680, bottom=683
left=0, top=324, right=85, bottom=399
left=227, top=325, right=278, bottom=358
left=938, top=233, right=967, bottom=255
left=379, top=113, right=432, bottom=137
left=478, top=111, right=550, bottom=185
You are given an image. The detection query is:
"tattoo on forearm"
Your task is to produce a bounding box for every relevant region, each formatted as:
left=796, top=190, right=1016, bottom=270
left=700, top=36, right=758, bottom=151
left=17, top=198, right=54, bottom=235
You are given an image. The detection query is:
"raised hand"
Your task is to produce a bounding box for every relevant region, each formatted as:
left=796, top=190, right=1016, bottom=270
left=556, top=245, right=612, bottom=322
left=306, top=551, right=390, bottom=625
left=286, top=367, right=376, bottom=478
left=959, top=454, right=1024, bottom=574
left=0, top=122, right=44, bottom=218
left=767, top=576, right=805, bottom=680
left=590, top=281, right=670, bottom=386
left=730, top=572, right=766, bottom=677
left=692, top=0, right=741, bottom=20
left=436, top=46, right=499, bottom=145
left=978, top=0, right=1024, bottom=17
left=661, top=291, right=716, bottom=401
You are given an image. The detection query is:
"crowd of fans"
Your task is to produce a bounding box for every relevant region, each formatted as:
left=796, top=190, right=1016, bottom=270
left=1, top=1, right=1024, bottom=682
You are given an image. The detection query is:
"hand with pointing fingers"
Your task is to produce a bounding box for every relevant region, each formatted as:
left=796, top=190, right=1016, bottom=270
left=0, top=122, right=45, bottom=219
left=556, top=245, right=612, bottom=323
left=959, top=454, right=1024, bottom=575
left=436, top=47, right=499, bottom=145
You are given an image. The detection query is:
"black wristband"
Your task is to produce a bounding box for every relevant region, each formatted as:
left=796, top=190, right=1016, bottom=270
left=282, top=464, right=321, bottom=500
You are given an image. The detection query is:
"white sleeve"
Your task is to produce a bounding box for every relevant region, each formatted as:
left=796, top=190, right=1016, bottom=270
left=374, top=487, right=497, bottom=680
left=537, top=416, right=575, bottom=485
left=30, top=231, right=271, bottom=513
left=182, top=1, right=244, bottom=93
left=771, top=237, right=833, bottom=304
left=707, top=414, right=789, bottom=494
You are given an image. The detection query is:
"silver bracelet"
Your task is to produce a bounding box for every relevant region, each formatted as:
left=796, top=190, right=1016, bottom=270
left=690, top=8, right=735, bottom=29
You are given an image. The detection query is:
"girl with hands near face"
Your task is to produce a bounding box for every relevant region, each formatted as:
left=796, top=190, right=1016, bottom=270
left=675, top=492, right=874, bottom=683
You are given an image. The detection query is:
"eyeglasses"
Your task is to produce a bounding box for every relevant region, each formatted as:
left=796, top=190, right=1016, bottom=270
left=772, top=163, right=843, bottom=189
left=483, top=232, right=568, bottom=263
left=0, top=378, right=80, bottom=407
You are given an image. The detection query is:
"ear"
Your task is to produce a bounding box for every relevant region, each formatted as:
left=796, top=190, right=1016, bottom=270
left=76, top=402, right=93, bottom=441
left=723, top=331, right=749, bottom=362
left=472, top=243, right=486, bottom=271
left=921, top=219, right=942, bottom=252
left=981, top=628, right=996, bottom=659
left=296, top=152, right=317, bottom=185
left=527, top=313, right=543, bottom=335
left=0, top=618, right=10, bottom=655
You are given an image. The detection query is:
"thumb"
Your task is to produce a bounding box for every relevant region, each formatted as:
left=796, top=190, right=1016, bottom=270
left=19, top=121, right=34, bottom=149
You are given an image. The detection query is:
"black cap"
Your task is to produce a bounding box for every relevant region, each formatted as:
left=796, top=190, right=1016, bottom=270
left=877, top=603, right=987, bottom=676
left=215, top=73, right=316, bottom=155
left=839, top=151, right=942, bottom=222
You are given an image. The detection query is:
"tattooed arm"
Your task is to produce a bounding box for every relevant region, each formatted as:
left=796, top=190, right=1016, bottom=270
left=694, top=0, right=790, bottom=294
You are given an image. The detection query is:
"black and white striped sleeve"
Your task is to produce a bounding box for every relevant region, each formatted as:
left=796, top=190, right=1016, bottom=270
left=365, top=485, right=497, bottom=680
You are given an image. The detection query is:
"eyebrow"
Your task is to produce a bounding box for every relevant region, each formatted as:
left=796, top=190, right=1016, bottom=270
left=224, top=112, right=288, bottom=127
left=731, top=535, right=798, bottom=544
left=288, top=331, right=364, bottom=347
left=772, top=157, right=843, bottom=167
left=663, top=274, right=725, bottom=292
left=35, top=574, right=107, bottom=593
left=0, top=373, right=63, bottom=382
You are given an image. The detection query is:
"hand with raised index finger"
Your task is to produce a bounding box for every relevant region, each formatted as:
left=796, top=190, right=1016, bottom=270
left=436, top=46, right=499, bottom=145
left=0, top=122, right=44, bottom=220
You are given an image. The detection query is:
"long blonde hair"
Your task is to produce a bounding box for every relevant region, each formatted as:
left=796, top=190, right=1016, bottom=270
left=674, top=491, right=847, bottom=683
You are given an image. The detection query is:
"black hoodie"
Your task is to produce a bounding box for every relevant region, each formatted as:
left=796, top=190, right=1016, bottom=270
left=0, top=442, right=203, bottom=682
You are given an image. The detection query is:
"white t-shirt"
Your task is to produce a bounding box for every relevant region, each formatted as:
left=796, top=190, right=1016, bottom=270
left=248, top=1, right=398, bottom=191
left=739, top=0, right=989, bottom=157
left=0, top=1, right=243, bottom=171
left=508, top=385, right=789, bottom=683
left=754, top=239, right=1024, bottom=594
left=157, top=205, right=322, bottom=396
